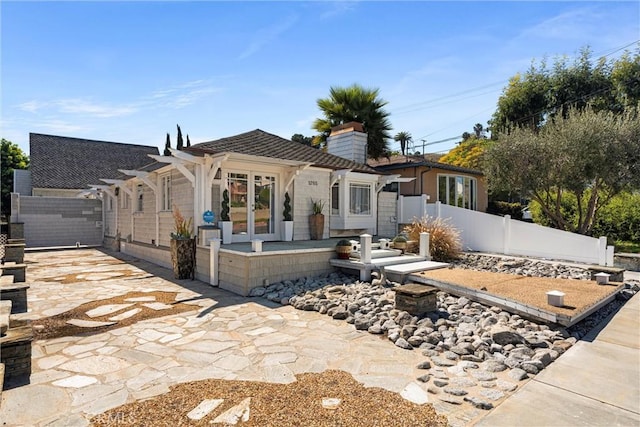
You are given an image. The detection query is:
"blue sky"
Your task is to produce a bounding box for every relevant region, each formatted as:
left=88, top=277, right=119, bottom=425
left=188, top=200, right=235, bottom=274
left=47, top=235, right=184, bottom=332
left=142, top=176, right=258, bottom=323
left=2, top=1, right=638, bottom=156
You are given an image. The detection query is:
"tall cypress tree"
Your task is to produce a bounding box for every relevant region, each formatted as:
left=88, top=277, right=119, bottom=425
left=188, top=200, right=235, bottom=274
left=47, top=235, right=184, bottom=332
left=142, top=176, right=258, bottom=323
left=176, top=124, right=184, bottom=150
left=163, top=133, right=171, bottom=156
left=186, top=134, right=191, bottom=147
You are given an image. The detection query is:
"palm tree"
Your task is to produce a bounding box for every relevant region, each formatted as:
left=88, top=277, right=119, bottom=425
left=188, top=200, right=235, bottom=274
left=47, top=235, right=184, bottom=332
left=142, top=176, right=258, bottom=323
left=312, top=84, right=392, bottom=159
left=394, top=131, right=412, bottom=156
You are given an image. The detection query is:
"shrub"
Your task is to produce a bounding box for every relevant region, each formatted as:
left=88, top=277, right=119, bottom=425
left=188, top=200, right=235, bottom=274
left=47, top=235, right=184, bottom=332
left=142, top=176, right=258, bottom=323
left=486, top=200, right=524, bottom=219
left=403, top=216, right=462, bottom=261
left=530, top=191, right=640, bottom=243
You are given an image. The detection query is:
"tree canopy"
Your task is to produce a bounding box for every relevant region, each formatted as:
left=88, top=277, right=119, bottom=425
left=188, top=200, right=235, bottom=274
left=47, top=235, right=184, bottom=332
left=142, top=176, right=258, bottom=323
left=312, top=84, right=392, bottom=159
left=490, top=47, right=640, bottom=135
left=439, top=136, right=488, bottom=171
left=291, top=133, right=315, bottom=147
left=1, top=139, right=29, bottom=216
left=484, top=108, right=640, bottom=235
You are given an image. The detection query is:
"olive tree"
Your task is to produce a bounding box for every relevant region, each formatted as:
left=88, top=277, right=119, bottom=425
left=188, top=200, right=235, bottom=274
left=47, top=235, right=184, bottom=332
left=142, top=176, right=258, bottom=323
left=484, top=108, right=640, bottom=235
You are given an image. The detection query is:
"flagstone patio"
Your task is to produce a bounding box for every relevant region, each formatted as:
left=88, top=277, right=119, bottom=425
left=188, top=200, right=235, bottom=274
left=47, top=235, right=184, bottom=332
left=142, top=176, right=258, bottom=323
left=1, top=248, right=519, bottom=426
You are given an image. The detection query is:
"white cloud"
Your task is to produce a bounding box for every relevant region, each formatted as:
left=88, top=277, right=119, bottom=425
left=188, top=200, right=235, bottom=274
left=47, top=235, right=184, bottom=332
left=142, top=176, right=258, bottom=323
left=517, top=7, right=603, bottom=41
left=238, top=14, right=298, bottom=60
left=18, top=100, right=48, bottom=113
left=318, top=1, right=358, bottom=20
left=56, top=99, right=138, bottom=118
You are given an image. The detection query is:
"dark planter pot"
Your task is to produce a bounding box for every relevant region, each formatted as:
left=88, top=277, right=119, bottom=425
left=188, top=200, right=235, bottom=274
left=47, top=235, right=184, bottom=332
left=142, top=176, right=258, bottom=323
left=309, top=214, right=324, bottom=240
left=336, top=245, right=351, bottom=259
left=170, top=238, right=196, bottom=279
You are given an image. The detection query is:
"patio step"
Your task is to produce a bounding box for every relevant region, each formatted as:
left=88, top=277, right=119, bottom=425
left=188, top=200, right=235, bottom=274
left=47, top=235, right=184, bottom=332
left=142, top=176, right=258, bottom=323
left=383, top=261, right=450, bottom=284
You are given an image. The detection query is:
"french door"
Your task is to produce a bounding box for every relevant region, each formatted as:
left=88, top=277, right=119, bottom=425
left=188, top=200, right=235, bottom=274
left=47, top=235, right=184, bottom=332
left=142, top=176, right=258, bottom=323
left=227, top=172, right=278, bottom=242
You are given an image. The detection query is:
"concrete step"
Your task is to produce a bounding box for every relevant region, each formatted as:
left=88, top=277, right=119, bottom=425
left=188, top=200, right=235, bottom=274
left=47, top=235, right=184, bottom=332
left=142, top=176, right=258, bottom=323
left=383, top=261, right=449, bottom=284
left=383, top=261, right=450, bottom=275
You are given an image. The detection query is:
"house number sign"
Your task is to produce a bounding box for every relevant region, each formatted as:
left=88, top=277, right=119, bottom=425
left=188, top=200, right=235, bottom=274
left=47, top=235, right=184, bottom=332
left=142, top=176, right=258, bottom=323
left=308, top=181, right=318, bottom=186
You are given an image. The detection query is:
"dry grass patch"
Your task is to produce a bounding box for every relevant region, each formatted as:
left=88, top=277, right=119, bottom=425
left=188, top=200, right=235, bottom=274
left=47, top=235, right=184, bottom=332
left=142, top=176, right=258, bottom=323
left=92, top=370, right=448, bottom=427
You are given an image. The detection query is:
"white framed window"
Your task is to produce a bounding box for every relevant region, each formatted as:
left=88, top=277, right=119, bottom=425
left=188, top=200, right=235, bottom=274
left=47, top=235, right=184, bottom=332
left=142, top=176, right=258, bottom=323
left=349, top=183, right=371, bottom=215
left=160, top=174, right=172, bottom=211
left=437, top=174, right=477, bottom=210
left=107, top=195, right=114, bottom=211
left=136, top=184, right=144, bottom=212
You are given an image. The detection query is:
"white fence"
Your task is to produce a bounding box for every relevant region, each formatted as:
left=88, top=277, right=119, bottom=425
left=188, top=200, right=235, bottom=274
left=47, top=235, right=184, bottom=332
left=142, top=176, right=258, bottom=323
left=399, top=197, right=614, bottom=266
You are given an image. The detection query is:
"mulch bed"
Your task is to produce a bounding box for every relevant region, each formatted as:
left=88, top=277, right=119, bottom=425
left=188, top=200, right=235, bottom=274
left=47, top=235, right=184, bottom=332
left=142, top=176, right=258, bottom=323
left=91, top=370, right=448, bottom=427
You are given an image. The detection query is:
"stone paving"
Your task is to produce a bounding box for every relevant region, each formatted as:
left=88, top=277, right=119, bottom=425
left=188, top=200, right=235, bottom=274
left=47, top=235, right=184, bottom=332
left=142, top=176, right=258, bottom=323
left=1, top=248, right=522, bottom=426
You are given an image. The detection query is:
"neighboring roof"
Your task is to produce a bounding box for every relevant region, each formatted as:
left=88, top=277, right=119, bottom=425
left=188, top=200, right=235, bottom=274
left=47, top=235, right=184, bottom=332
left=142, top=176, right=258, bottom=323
left=185, top=129, right=380, bottom=174
left=369, top=154, right=484, bottom=176
left=30, top=133, right=159, bottom=189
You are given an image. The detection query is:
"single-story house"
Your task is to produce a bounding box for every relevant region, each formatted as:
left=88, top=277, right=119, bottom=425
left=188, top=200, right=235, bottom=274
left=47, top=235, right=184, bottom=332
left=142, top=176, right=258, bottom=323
left=97, top=123, right=409, bottom=249
left=369, top=154, right=488, bottom=212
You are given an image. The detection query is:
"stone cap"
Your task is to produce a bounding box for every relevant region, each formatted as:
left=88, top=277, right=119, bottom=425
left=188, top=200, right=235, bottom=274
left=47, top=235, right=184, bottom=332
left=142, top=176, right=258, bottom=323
left=395, top=283, right=438, bottom=297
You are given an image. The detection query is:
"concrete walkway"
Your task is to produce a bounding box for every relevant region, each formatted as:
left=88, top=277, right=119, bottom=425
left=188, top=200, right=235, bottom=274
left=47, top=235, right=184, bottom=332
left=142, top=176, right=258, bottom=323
left=475, top=277, right=640, bottom=427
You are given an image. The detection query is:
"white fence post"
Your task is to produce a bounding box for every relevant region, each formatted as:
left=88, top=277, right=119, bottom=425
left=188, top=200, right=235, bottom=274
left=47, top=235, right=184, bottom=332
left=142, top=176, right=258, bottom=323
left=419, top=232, right=430, bottom=260
left=397, top=195, right=404, bottom=224
left=360, top=234, right=372, bottom=264
left=606, top=245, right=614, bottom=267
left=503, top=215, right=511, bottom=255
left=209, top=238, right=221, bottom=286
left=435, top=201, right=442, bottom=219
left=421, top=194, right=428, bottom=219
left=598, top=236, right=607, bottom=266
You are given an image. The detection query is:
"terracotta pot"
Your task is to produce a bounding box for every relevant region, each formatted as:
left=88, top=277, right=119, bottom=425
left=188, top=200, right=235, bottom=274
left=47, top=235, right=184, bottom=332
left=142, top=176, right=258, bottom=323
left=309, top=214, right=324, bottom=240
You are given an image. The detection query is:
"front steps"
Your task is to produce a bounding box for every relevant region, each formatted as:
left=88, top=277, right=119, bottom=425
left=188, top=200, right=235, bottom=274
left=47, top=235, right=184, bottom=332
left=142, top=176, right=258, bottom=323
left=330, top=234, right=448, bottom=281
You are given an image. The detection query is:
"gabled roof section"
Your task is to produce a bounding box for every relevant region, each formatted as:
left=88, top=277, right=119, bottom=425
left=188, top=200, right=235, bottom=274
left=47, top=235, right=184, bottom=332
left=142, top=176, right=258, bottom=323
left=30, top=133, right=159, bottom=189
left=184, top=129, right=379, bottom=174
left=369, top=154, right=484, bottom=176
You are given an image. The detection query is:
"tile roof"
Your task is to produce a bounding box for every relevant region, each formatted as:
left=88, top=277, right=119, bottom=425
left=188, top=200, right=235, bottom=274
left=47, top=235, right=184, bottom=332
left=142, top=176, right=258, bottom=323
left=185, top=129, right=380, bottom=174
left=30, top=133, right=159, bottom=189
left=369, top=154, right=484, bottom=176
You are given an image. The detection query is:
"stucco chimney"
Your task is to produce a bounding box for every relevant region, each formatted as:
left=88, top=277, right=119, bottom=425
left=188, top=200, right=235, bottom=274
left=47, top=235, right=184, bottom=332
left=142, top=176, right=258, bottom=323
left=327, top=122, right=367, bottom=164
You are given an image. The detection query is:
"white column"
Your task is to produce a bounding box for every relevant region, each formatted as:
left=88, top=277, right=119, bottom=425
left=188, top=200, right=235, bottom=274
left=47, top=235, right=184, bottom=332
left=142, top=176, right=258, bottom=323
left=209, top=238, right=221, bottom=286
left=360, top=234, right=372, bottom=264
left=419, top=232, right=430, bottom=259
left=155, top=174, right=160, bottom=246
left=606, top=245, right=614, bottom=267
left=397, top=195, right=404, bottom=224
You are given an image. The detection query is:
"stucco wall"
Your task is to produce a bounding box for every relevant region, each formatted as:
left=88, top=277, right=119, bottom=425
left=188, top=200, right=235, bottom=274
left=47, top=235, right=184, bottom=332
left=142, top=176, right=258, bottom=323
left=396, top=166, right=487, bottom=212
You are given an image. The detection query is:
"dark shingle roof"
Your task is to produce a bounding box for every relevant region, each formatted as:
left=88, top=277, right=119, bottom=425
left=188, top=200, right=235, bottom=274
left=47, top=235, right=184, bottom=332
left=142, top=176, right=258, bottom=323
left=369, top=154, right=484, bottom=176
left=30, top=133, right=159, bottom=189
left=185, top=129, right=379, bottom=174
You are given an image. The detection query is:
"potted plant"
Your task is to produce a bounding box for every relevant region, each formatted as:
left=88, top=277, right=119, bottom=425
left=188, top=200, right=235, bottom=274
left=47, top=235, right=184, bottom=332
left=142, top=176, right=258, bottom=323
left=309, top=198, right=325, bottom=240
left=335, top=239, right=352, bottom=259
left=170, top=205, right=196, bottom=279
left=220, top=189, right=233, bottom=244
left=392, top=235, right=408, bottom=253
left=282, top=191, right=293, bottom=241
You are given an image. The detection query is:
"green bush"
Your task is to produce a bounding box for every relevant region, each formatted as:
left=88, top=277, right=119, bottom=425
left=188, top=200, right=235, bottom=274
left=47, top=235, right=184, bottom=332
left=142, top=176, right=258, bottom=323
left=487, top=201, right=524, bottom=219
left=530, top=191, right=640, bottom=243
